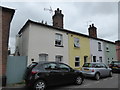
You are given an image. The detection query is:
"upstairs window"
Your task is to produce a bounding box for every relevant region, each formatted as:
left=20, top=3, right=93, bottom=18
left=98, top=42, right=102, bottom=51
left=55, top=33, right=63, bottom=46
left=106, top=44, right=109, bottom=52
left=74, top=38, right=80, bottom=48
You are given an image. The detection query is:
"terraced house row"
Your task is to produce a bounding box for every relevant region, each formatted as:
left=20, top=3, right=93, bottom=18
left=15, top=8, right=117, bottom=69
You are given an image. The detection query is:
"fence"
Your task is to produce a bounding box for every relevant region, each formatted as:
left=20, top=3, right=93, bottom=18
left=6, top=56, right=27, bottom=84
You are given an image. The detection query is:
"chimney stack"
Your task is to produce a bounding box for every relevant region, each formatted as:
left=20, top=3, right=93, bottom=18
left=88, top=24, right=97, bottom=38
left=52, top=8, right=64, bottom=28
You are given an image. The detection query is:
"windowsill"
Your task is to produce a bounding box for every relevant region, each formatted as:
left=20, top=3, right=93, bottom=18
left=55, top=45, right=64, bottom=47
left=98, top=50, right=102, bottom=51
left=74, top=46, right=80, bottom=48
left=106, top=50, right=110, bottom=52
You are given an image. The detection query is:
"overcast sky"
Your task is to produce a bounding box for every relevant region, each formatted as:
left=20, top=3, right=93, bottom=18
left=1, top=1, right=119, bottom=53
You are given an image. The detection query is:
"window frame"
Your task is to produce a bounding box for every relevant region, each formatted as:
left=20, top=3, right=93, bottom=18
left=55, top=55, right=63, bottom=62
left=55, top=33, right=63, bottom=47
left=99, top=57, right=102, bottom=62
left=75, top=56, right=80, bottom=67
left=98, top=42, right=102, bottom=51
left=74, top=37, right=80, bottom=48
left=106, top=44, right=110, bottom=52
left=39, top=53, right=48, bottom=61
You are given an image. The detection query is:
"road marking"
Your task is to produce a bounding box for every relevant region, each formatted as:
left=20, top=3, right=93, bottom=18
left=83, top=84, right=91, bottom=87
left=94, top=81, right=100, bottom=84
left=103, top=78, right=108, bottom=81
left=110, top=77, right=113, bottom=79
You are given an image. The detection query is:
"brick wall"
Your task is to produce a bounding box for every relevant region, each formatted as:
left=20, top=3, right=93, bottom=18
left=0, top=7, right=2, bottom=77
left=115, top=40, right=120, bottom=61
left=0, top=6, right=15, bottom=86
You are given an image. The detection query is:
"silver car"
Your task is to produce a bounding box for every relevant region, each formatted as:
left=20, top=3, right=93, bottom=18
left=82, top=62, right=112, bottom=80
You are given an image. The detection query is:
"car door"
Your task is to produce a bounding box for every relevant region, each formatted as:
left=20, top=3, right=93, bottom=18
left=43, top=62, right=62, bottom=85
left=58, top=63, right=76, bottom=84
left=99, top=63, right=109, bottom=77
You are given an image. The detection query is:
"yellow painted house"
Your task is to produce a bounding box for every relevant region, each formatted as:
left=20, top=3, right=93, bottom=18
left=68, top=33, right=91, bottom=70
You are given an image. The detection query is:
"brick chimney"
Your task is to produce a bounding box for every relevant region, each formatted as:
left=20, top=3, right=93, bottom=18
left=52, top=8, right=64, bottom=28
left=115, top=40, right=120, bottom=61
left=88, top=24, right=97, bottom=38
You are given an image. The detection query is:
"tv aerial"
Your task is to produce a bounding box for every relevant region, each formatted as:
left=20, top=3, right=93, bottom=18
left=44, top=6, right=53, bottom=15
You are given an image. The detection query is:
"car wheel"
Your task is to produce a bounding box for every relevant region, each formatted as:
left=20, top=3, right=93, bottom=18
left=34, top=80, right=46, bottom=90
left=75, top=76, right=83, bottom=85
left=109, top=71, right=112, bottom=77
left=95, top=73, right=100, bottom=80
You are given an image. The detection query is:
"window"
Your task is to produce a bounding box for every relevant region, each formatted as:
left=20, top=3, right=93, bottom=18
left=44, top=63, right=57, bottom=70
left=106, top=44, right=109, bottom=52
left=100, top=63, right=107, bottom=68
left=59, top=63, right=70, bottom=71
left=108, top=60, right=110, bottom=64
left=99, top=57, right=102, bottom=62
left=39, top=54, right=48, bottom=61
left=98, top=42, right=102, bottom=51
left=55, top=55, right=63, bottom=62
left=75, top=57, right=80, bottom=67
left=74, top=38, right=80, bottom=48
left=55, top=33, right=63, bottom=46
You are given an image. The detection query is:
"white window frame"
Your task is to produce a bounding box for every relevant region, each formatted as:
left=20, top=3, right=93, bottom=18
left=99, top=57, right=102, bottom=62
left=39, top=53, right=48, bottom=61
left=98, top=42, right=102, bottom=51
left=55, top=33, right=63, bottom=46
left=74, top=37, right=80, bottom=48
left=55, top=55, right=63, bottom=62
left=106, top=44, right=110, bottom=52
left=75, top=56, right=80, bottom=67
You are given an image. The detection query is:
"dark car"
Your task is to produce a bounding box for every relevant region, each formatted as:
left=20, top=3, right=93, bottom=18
left=24, top=62, right=38, bottom=82
left=24, top=61, right=84, bottom=90
left=109, top=61, right=120, bottom=73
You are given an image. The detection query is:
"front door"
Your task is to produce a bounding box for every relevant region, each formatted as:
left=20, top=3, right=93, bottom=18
left=93, top=56, right=96, bottom=62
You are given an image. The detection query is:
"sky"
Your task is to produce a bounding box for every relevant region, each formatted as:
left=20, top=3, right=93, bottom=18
left=0, top=1, right=119, bottom=53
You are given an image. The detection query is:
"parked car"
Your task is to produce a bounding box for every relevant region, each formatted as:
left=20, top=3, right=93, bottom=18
left=82, top=62, right=112, bottom=80
left=24, top=62, right=38, bottom=82
left=24, top=61, right=84, bottom=90
left=109, top=61, right=120, bottom=73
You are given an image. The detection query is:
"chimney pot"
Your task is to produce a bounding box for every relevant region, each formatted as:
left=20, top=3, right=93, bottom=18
left=92, top=23, right=94, bottom=27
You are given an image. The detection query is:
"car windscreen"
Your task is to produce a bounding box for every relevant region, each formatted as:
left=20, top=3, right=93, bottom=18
left=83, top=63, right=96, bottom=68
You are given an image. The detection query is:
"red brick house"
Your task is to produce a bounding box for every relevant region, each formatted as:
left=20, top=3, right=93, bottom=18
left=0, top=6, right=15, bottom=86
left=115, top=40, right=120, bottom=61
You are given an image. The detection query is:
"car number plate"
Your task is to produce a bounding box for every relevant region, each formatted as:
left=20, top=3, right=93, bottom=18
left=84, top=69, right=89, bottom=71
left=113, top=67, right=117, bottom=68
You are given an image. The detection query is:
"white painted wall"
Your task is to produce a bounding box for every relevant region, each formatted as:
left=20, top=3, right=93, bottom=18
left=27, top=23, right=69, bottom=65
left=90, top=39, right=105, bottom=63
left=16, top=25, right=30, bottom=56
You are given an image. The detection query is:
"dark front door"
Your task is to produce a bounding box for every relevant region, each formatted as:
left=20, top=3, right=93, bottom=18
left=93, top=56, right=96, bottom=62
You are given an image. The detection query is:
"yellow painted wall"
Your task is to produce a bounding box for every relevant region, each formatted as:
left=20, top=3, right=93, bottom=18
left=68, top=34, right=91, bottom=70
